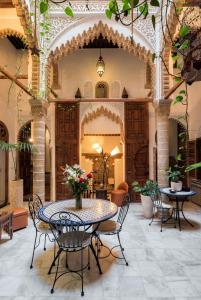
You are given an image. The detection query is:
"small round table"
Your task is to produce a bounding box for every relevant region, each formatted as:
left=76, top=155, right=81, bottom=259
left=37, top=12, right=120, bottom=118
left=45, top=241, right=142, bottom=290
left=160, top=187, right=196, bottom=231
left=38, top=198, right=118, bottom=274
left=38, top=198, right=118, bottom=226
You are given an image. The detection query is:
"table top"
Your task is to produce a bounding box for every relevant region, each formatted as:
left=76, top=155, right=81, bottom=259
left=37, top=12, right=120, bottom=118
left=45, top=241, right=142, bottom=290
left=38, top=198, right=118, bottom=226
left=160, top=187, right=196, bottom=197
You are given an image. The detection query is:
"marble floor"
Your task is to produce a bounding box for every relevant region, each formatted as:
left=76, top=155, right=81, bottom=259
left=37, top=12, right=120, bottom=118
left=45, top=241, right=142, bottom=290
left=1, top=201, right=201, bottom=300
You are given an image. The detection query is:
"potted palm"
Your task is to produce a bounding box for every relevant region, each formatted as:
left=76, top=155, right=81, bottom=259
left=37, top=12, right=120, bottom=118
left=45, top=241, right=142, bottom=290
left=132, top=180, right=159, bottom=218
left=0, top=141, right=35, bottom=207
left=167, top=166, right=183, bottom=191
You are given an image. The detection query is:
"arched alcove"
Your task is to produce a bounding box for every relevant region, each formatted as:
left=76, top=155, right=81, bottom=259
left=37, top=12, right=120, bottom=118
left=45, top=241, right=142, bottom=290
left=0, top=120, right=9, bottom=207
left=95, top=81, right=108, bottom=98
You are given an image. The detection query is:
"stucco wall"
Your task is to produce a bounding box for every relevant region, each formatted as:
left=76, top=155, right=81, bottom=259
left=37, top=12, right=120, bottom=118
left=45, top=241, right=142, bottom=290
left=57, top=49, right=147, bottom=99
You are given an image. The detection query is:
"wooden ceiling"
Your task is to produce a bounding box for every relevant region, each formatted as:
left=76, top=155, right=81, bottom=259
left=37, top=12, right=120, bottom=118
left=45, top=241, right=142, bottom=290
left=0, top=0, right=14, bottom=8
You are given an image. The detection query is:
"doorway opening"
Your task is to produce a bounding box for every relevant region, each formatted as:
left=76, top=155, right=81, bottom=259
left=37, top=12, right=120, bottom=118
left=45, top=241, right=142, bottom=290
left=80, top=110, right=124, bottom=194
left=0, top=121, right=9, bottom=207
left=18, top=121, right=51, bottom=201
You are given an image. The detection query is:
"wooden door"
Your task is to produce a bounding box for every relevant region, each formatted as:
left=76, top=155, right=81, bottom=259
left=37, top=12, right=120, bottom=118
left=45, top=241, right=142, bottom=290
left=125, top=102, right=149, bottom=201
left=18, top=122, right=33, bottom=198
left=55, top=103, right=80, bottom=200
left=0, top=121, right=8, bottom=207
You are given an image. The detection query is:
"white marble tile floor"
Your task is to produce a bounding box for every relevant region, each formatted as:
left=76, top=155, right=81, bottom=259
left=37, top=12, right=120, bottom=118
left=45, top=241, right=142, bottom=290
left=1, top=201, right=201, bottom=300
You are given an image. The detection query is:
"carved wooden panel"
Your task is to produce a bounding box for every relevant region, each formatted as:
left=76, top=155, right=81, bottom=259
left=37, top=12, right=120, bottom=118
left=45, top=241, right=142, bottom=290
left=55, top=103, right=80, bottom=200
left=125, top=102, right=149, bottom=201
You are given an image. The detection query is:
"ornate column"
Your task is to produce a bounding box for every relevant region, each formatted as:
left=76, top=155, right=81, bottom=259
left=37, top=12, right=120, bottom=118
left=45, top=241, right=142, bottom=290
left=156, top=99, right=171, bottom=187
left=30, top=98, right=47, bottom=202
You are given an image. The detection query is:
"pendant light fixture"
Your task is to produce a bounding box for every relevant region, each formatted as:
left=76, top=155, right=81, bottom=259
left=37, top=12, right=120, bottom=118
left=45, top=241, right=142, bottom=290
left=96, top=47, right=105, bottom=77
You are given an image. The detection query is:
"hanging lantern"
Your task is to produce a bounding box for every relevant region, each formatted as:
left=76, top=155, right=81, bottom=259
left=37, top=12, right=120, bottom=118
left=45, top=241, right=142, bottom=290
left=96, top=49, right=105, bottom=77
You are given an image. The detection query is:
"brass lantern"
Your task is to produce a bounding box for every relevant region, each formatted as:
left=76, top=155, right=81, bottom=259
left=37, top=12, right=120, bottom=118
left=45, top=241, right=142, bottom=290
left=96, top=49, right=105, bottom=77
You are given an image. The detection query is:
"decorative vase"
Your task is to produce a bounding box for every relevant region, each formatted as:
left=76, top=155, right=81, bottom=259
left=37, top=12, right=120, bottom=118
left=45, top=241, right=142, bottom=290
left=140, top=194, right=153, bottom=218
left=75, top=194, right=82, bottom=209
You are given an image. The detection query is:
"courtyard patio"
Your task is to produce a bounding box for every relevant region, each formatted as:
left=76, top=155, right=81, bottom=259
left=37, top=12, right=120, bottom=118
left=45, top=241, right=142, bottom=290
left=1, top=201, right=201, bottom=300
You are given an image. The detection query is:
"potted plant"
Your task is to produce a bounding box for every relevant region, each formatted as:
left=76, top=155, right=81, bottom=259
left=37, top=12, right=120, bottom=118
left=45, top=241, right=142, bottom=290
left=132, top=180, right=158, bottom=218
left=167, top=165, right=183, bottom=191
left=0, top=141, right=35, bottom=207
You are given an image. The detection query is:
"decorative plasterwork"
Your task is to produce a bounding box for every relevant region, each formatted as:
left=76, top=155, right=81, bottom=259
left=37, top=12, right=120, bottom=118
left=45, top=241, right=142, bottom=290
left=12, top=0, right=34, bottom=46
left=81, top=105, right=124, bottom=142
left=48, top=21, right=152, bottom=64
left=46, top=16, right=84, bottom=46
left=49, top=1, right=158, bottom=15
left=0, top=28, right=28, bottom=45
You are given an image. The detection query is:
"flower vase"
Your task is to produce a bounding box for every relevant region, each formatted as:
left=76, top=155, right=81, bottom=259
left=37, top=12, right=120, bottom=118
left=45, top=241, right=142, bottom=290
left=75, top=194, right=82, bottom=209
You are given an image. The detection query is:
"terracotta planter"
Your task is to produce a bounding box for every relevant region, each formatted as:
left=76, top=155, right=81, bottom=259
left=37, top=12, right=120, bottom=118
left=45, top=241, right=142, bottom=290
left=140, top=194, right=153, bottom=219
left=171, top=181, right=182, bottom=192
left=9, top=179, right=23, bottom=208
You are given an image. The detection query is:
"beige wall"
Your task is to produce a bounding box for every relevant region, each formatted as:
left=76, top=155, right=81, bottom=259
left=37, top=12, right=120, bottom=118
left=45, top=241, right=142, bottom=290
left=170, top=82, right=201, bottom=141
left=57, top=49, right=147, bottom=99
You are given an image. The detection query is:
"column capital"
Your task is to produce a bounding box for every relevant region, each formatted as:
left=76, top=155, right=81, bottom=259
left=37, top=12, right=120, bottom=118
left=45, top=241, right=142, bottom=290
left=154, top=99, right=172, bottom=116
left=29, top=98, right=49, bottom=118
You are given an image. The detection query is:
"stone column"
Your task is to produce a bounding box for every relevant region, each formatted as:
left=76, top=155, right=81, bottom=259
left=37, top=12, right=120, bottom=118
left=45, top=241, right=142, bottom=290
left=30, top=98, right=47, bottom=202
left=156, top=99, right=171, bottom=187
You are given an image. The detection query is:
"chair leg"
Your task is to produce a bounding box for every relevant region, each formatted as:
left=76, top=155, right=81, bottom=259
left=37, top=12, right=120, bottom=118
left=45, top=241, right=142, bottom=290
left=89, top=243, right=102, bottom=274
left=30, top=230, right=38, bottom=269
left=117, top=233, right=128, bottom=266
left=48, top=249, right=61, bottom=275
left=81, top=249, right=84, bottom=296
left=44, top=234, right=47, bottom=251
left=65, top=251, right=68, bottom=268
left=50, top=249, right=62, bottom=294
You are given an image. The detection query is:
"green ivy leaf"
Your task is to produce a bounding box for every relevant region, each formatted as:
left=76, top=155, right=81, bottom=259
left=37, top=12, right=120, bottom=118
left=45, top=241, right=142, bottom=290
left=174, top=76, right=182, bottom=82
left=40, top=1, right=48, bottom=14
left=186, top=162, right=201, bottom=172
left=151, top=15, right=156, bottom=30
left=152, top=53, right=156, bottom=63
left=179, top=90, right=186, bottom=95
left=105, top=9, right=112, bottom=19
left=176, top=153, right=182, bottom=161
left=179, top=25, right=190, bottom=38
left=179, top=40, right=190, bottom=50
left=133, top=0, right=139, bottom=6
left=64, top=6, right=74, bottom=17
left=139, top=2, right=148, bottom=18
left=150, top=0, right=160, bottom=7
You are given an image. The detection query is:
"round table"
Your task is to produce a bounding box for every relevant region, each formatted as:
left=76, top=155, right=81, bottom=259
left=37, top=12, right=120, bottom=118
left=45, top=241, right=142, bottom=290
left=38, top=198, right=118, bottom=275
left=38, top=198, right=118, bottom=226
left=160, top=187, right=196, bottom=231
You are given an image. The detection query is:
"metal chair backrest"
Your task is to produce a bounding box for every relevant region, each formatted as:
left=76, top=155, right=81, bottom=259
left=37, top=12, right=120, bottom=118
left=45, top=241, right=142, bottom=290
left=150, top=190, right=163, bottom=208
left=28, top=194, right=43, bottom=228
left=49, top=211, right=87, bottom=249
left=117, top=193, right=130, bottom=228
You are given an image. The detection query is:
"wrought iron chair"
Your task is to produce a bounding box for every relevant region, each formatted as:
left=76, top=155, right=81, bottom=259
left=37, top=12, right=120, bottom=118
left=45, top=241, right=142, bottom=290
left=149, top=191, right=175, bottom=232
left=48, top=211, right=99, bottom=297
left=94, top=193, right=130, bottom=265
left=28, top=194, right=55, bottom=269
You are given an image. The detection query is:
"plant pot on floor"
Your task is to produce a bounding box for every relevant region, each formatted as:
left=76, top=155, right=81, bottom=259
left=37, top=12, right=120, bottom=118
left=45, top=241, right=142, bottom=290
left=171, top=181, right=182, bottom=192
left=9, top=179, right=23, bottom=208
left=140, top=194, right=153, bottom=218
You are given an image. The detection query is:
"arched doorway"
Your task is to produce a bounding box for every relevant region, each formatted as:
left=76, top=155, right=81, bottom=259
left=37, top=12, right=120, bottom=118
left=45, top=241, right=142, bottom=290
left=0, top=121, right=9, bottom=207
left=18, top=121, right=51, bottom=201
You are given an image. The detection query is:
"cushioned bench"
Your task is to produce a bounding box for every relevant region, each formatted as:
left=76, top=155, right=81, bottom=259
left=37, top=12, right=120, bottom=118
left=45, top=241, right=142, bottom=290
left=12, top=207, right=28, bottom=231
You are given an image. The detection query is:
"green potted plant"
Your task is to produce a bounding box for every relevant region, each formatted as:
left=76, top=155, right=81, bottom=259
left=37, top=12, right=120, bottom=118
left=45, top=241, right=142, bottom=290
left=167, top=165, right=183, bottom=191
left=132, top=180, right=158, bottom=218
left=0, top=141, right=35, bottom=207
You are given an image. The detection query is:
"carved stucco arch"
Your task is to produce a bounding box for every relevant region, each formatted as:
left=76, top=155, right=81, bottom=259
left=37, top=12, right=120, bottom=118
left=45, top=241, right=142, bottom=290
left=0, top=28, right=28, bottom=46
left=48, top=21, right=152, bottom=64
left=81, top=105, right=124, bottom=143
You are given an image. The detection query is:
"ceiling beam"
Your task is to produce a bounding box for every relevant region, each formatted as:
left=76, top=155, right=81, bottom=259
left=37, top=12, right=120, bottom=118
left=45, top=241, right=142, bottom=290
left=0, top=74, right=28, bottom=79
left=0, top=0, right=13, bottom=8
